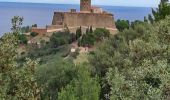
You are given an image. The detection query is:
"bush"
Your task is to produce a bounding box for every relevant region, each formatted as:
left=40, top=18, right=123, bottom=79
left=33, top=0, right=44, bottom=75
left=30, top=32, right=39, bottom=37
left=50, top=31, right=72, bottom=48
left=115, top=19, right=130, bottom=31
left=36, top=58, right=77, bottom=100
left=90, top=16, right=170, bottom=100
left=78, top=28, right=110, bottom=47
left=94, top=28, right=110, bottom=40
left=18, top=34, right=28, bottom=44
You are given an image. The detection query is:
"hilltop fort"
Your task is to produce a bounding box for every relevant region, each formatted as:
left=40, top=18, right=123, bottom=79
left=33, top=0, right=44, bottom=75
left=32, top=0, right=117, bottom=34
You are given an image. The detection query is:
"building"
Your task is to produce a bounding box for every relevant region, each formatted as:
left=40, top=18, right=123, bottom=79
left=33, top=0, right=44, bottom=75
left=91, top=6, right=103, bottom=13
left=32, top=0, right=117, bottom=34
left=80, top=0, right=91, bottom=12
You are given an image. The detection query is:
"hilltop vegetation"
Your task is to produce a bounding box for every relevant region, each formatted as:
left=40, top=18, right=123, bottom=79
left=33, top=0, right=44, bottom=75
left=1, top=0, right=170, bottom=100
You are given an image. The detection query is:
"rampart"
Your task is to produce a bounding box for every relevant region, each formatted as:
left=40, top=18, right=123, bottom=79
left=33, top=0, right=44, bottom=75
left=31, top=28, right=47, bottom=36
left=52, top=12, right=116, bottom=29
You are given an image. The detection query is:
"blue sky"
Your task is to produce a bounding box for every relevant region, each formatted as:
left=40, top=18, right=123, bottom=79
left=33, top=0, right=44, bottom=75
left=0, top=0, right=161, bottom=7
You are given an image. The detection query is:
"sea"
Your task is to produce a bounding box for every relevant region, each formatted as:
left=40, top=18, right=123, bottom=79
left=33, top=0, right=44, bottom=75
left=0, top=2, right=153, bottom=36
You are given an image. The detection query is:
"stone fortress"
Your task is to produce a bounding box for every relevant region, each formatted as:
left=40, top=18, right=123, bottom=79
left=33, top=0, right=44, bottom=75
left=32, top=0, right=117, bottom=34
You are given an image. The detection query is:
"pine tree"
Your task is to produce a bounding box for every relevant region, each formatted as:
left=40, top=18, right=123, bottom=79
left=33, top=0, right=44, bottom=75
left=152, top=0, right=170, bottom=21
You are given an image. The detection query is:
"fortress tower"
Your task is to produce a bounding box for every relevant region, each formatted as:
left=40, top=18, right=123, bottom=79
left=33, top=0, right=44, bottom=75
left=80, top=0, right=91, bottom=12
left=32, top=0, right=117, bottom=35
left=47, top=0, right=117, bottom=34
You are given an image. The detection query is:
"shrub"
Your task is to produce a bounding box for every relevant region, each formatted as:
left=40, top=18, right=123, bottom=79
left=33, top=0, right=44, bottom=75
left=115, top=19, right=130, bottom=31
left=30, top=32, right=39, bottom=37
left=18, top=34, right=28, bottom=44
left=50, top=31, right=71, bottom=48
left=76, top=27, right=82, bottom=40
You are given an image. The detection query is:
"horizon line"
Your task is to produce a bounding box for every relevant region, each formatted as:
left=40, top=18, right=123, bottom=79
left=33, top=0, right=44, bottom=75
left=0, top=1, right=157, bottom=8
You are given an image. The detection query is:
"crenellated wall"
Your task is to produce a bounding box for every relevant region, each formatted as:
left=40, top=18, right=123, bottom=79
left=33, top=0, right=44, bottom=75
left=52, top=12, right=116, bottom=29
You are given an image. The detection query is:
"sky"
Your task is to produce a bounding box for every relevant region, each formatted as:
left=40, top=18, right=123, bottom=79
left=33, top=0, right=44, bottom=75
left=0, top=0, right=161, bottom=7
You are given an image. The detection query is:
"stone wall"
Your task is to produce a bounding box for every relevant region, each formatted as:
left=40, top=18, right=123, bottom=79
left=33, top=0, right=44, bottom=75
left=31, top=28, right=47, bottom=36
left=80, top=0, right=91, bottom=11
left=52, top=12, right=116, bottom=29
left=46, top=25, right=63, bottom=30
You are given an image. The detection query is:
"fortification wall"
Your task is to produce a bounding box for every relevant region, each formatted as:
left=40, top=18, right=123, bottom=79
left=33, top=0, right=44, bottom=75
left=31, top=28, right=47, bottom=36
left=52, top=12, right=116, bottom=29
left=46, top=25, right=63, bottom=30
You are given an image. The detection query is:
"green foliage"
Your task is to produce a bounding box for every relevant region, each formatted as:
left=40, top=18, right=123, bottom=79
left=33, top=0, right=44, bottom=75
left=32, top=24, right=38, bottom=28
left=11, top=16, right=23, bottom=34
left=148, top=14, right=154, bottom=24
left=131, top=20, right=144, bottom=29
left=50, top=31, right=73, bottom=48
left=79, top=33, right=95, bottom=47
left=21, top=26, right=31, bottom=33
left=21, top=24, right=38, bottom=33
left=90, top=16, right=170, bottom=99
left=151, top=0, right=170, bottom=22
left=31, top=32, right=39, bottom=37
left=36, top=58, right=77, bottom=100
left=78, top=28, right=110, bottom=47
left=0, top=33, right=40, bottom=99
left=58, top=65, right=101, bottom=100
left=115, top=19, right=130, bottom=31
left=76, top=26, right=82, bottom=39
left=18, top=34, right=28, bottom=44
left=70, top=33, right=76, bottom=42
left=94, top=28, right=110, bottom=40
left=9, top=58, right=40, bottom=100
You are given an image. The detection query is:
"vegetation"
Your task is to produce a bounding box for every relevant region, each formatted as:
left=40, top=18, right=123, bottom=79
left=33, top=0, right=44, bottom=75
left=31, top=32, right=39, bottom=37
left=18, top=34, right=28, bottom=44
left=1, top=1, right=170, bottom=99
left=151, top=0, right=170, bottom=22
left=115, top=19, right=130, bottom=31
left=78, top=28, right=110, bottom=47
left=90, top=16, right=170, bottom=99
left=11, top=16, right=23, bottom=34
left=50, top=31, right=75, bottom=48
left=36, top=58, right=77, bottom=99
left=76, top=26, right=82, bottom=39
left=58, top=65, right=100, bottom=100
left=0, top=33, right=40, bottom=99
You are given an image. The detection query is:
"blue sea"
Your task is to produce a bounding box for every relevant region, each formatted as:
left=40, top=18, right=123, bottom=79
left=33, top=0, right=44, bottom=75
left=0, top=2, right=153, bottom=35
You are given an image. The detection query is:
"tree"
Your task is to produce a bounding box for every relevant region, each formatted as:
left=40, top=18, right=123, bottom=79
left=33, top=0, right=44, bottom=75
left=151, top=0, right=170, bottom=21
left=0, top=16, right=41, bottom=99
left=11, top=16, right=23, bottom=34
left=115, top=19, right=130, bottom=31
left=148, top=14, right=154, bottom=24
left=32, top=24, right=38, bottom=28
left=50, top=31, right=71, bottom=48
left=131, top=20, right=144, bottom=29
left=76, top=26, right=82, bottom=40
left=78, top=28, right=110, bottom=47
left=0, top=33, right=40, bottom=99
left=94, top=28, right=110, bottom=41
left=18, top=34, right=28, bottom=44
left=36, top=57, right=77, bottom=100
left=90, top=16, right=170, bottom=99
left=70, top=33, right=76, bottom=42
left=58, top=65, right=101, bottom=100
left=144, top=16, right=148, bottom=22
left=90, top=26, right=93, bottom=33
